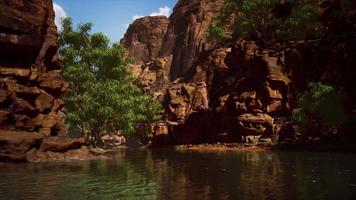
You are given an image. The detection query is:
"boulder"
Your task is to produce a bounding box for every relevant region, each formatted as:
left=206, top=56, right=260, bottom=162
left=34, top=112, right=60, bottom=129
left=26, top=146, right=95, bottom=162
left=40, top=136, right=85, bottom=152
left=237, top=113, right=274, bottom=135
left=151, top=121, right=169, bottom=137
left=35, top=91, right=54, bottom=112
left=40, top=70, right=67, bottom=92
left=0, top=131, right=43, bottom=160
left=100, top=134, right=126, bottom=149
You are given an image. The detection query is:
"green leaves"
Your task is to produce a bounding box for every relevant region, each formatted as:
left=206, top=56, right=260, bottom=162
left=207, top=0, right=323, bottom=42
left=293, top=82, right=346, bottom=133
left=206, top=23, right=229, bottom=42
left=59, top=17, right=161, bottom=145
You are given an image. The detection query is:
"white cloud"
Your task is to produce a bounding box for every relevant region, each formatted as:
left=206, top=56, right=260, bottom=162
left=149, top=6, right=171, bottom=17
left=53, top=2, right=67, bottom=30
left=132, top=6, right=172, bottom=21
left=133, top=15, right=144, bottom=21
left=122, top=6, right=172, bottom=39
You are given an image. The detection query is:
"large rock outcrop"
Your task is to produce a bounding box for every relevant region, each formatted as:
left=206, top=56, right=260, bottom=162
left=121, top=0, right=225, bottom=81
left=123, top=0, right=356, bottom=146
left=159, top=0, right=225, bottom=80
left=0, top=0, right=88, bottom=161
left=121, top=16, right=169, bottom=63
left=0, top=0, right=66, bottom=136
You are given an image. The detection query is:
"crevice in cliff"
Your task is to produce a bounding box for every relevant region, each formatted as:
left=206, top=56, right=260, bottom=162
left=0, top=26, right=27, bottom=35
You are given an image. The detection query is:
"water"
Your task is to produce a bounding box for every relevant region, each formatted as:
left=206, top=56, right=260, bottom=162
left=1, top=149, right=356, bottom=200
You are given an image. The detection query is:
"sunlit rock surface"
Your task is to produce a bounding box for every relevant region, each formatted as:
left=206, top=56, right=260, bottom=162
left=123, top=0, right=356, bottom=146
left=121, top=16, right=169, bottom=63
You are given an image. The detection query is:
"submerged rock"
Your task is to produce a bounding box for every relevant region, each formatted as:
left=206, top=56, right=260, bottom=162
left=26, top=146, right=96, bottom=163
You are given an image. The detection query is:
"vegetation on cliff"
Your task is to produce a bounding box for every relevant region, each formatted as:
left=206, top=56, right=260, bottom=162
left=59, top=18, right=161, bottom=146
left=293, top=82, right=346, bottom=136
left=207, top=0, right=322, bottom=42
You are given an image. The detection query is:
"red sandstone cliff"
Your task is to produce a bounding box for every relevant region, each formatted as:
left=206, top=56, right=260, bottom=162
left=122, top=0, right=356, bottom=146
left=159, top=0, right=225, bottom=80
left=121, top=16, right=169, bottom=63
left=121, top=0, right=225, bottom=81
left=0, top=0, right=90, bottom=161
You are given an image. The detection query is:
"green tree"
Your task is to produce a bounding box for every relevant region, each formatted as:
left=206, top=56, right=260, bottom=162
left=207, top=0, right=322, bottom=42
left=292, top=82, right=346, bottom=135
left=59, top=18, right=161, bottom=146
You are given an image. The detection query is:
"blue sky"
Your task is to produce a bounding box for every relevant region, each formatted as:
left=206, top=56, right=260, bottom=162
left=53, top=0, right=177, bottom=42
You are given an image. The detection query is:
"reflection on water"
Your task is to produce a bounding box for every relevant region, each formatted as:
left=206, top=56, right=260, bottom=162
left=1, top=150, right=356, bottom=200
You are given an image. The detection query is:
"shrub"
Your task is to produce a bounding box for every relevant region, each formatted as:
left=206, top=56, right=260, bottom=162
left=292, top=82, right=346, bottom=135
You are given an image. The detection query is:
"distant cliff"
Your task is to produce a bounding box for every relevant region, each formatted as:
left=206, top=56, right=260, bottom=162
left=121, top=0, right=225, bottom=80
left=124, top=0, right=356, bottom=147
left=121, top=16, right=169, bottom=63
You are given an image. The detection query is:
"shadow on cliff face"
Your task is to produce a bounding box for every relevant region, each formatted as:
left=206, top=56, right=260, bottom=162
left=120, top=0, right=356, bottom=147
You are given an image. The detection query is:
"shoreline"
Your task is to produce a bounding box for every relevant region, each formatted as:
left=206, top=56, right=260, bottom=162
left=167, top=142, right=356, bottom=154
left=174, top=143, right=272, bottom=152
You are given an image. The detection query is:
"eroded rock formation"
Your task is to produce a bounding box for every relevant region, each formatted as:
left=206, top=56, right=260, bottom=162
left=121, top=0, right=225, bottom=80
left=0, top=0, right=87, bottom=161
left=0, top=0, right=65, bottom=135
left=159, top=0, right=225, bottom=80
left=121, top=16, right=169, bottom=63
left=123, top=0, right=356, bottom=146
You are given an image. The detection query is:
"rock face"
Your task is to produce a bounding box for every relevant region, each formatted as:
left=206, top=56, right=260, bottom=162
left=135, top=56, right=171, bottom=95
left=0, top=0, right=86, bottom=161
left=165, top=82, right=209, bottom=123
left=0, top=131, right=43, bottom=160
left=121, top=16, right=169, bottom=63
left=123, top=0, right=356, bottom=146
left=40, top=137, right=86, bottom=152
left=121, top=0, right=225, bottom=80
left=0, top=0, right=66, bottom=135
left=159, top=0, right=225, bottom=80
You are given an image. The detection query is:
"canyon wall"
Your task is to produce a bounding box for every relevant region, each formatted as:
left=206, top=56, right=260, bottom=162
left=121, top=0, right=225, bottom=81
left=123, top=0, right=356, bottom=146
left=158, top=0, right=225, bottom=80
left=0, top=0, right=66, bottom=135
left=121, top=16, right=169, bottom=63
left=0, top=0, right=88, bottom=161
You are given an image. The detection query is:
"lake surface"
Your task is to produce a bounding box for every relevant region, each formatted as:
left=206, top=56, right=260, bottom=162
left=1, top=149, right=356, bottom=200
